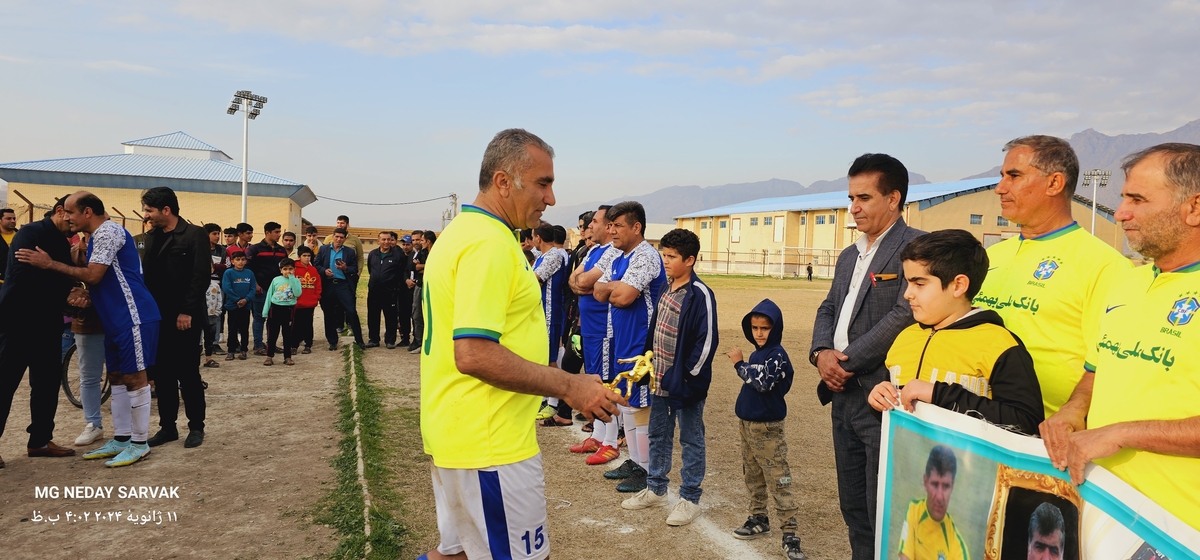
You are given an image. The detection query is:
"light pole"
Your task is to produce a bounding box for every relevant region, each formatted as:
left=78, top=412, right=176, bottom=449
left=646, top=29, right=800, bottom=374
left=226, top=90, right=268, bottom=223
left=1082, top=169, right=1111, bottom=234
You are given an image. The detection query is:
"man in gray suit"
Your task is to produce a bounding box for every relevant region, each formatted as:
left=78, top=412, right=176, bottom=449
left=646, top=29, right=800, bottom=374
left=810, top=153, right=923, bottom=560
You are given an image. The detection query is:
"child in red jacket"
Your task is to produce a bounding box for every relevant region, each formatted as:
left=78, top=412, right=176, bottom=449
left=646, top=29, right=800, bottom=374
left=293, top=246, right=323, bottom=354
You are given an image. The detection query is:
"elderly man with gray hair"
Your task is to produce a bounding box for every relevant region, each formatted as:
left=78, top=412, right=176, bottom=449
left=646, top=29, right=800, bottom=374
left=1042, top=143, right=1200, bottom=532
left=417, top=129, right=624, bottom=560
left=972, top=135, right=1129, bottom=418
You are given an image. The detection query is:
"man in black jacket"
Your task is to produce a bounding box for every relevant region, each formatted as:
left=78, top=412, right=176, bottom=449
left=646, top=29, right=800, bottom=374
left=0, top=207, right=17, bottom=286
left=396, top=234, right=415, bottom=347
left=140, top=187, right=210, bottom=449
left=366, top=231, right=406, bottom=349
left=0, top=197, right=79, bottom=467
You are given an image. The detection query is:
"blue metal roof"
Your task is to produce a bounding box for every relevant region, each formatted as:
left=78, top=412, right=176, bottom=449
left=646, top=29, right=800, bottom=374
left=0, top=153, right=302, bottom=186
left=122, top=131, right=221, bottom=152
left=674, top=177, right=1001, bottom=218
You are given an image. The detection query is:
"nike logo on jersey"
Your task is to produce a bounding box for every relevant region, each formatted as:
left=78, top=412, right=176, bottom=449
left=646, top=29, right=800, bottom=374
left=1106, top=304, right=1126, bottom=313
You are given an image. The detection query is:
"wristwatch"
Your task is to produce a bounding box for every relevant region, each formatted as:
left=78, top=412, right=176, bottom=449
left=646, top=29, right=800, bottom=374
left=810, top=348, right=827, bottom=366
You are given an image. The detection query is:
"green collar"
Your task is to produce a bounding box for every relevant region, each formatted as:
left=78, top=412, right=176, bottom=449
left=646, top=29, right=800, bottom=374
left=1021, top=221, right=1080, bottom=242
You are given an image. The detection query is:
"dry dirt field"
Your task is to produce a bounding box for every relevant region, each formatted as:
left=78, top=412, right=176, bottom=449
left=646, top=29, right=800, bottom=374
left=0, top=275, right=853, bottom=559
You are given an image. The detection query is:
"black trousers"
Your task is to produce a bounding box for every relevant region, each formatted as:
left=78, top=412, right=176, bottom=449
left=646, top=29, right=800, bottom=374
left=294, top=307, right=315, bottom=349
left=397, top=287, right=414, bottom=339
left=367, top=287, right=398, bottom=344
left=226, top=307, right=251, bottom=353
left=831, top=385, right=882, bottom=560
left=556, top=336, right=583, bottom=419
left=322, top=279, right=364, bottom=347
left=0, top=324, right=63, bottom=448
left=150, top=320, right=206, bottom=433
left=266, top=305, right=295, bottom=359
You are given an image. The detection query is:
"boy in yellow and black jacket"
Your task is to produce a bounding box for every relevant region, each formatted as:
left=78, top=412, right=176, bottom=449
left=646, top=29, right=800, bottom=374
left=869, top=229, right=1044, bottom=436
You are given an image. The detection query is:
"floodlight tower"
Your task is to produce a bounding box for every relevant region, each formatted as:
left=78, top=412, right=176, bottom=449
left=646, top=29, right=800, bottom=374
left=1082, top=169, right=1111, bottom=234
left=226, top=90, right=268, bottom=223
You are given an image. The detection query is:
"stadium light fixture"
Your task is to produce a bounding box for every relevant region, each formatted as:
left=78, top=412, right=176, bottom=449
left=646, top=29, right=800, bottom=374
left=1082, top=169, right=1111, bottom=235
left=226, top=89, right=268, bottom=222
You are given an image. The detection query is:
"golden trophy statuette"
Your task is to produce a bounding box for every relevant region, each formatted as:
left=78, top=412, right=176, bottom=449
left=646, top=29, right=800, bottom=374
left=605, top=351, right=656, bottom=397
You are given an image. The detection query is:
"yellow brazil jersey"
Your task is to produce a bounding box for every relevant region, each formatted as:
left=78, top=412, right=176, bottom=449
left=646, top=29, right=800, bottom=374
left=419, top=204, right=549, bottom=469
left=898, top=499, right=970, bottom=560
left=973, top=222, right=1129, bottom=417
left=1086, top=262, right=1200, bottom=531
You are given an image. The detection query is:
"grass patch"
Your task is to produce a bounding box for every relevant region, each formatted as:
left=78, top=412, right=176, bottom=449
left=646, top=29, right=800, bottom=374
left=311, top=346, right=409, bottom=559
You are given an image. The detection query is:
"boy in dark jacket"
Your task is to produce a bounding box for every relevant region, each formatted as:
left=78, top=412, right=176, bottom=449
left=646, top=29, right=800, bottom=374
left=868, top=229, right=1043, bottom=436
left=727, top=298, right=806, bottom=560
left=620, top=228, right=718, bottom=528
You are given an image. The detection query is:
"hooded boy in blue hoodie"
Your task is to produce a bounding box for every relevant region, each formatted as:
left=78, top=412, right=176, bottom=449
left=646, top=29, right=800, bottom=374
left=727, top=299, right=807, bottom=560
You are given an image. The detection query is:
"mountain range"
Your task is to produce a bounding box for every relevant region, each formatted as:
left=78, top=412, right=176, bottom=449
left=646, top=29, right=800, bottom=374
left=543, top=118, right=1200, bottom=225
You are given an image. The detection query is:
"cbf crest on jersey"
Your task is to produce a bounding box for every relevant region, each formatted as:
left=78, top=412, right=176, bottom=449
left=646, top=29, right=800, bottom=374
left=1033, top=259, right=1059, bottom=281
left=1168, top=296, right=1199, bottom=327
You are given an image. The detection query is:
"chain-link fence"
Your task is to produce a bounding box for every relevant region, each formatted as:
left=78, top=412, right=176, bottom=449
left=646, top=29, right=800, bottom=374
left=694, top=247, right=844, bottom=278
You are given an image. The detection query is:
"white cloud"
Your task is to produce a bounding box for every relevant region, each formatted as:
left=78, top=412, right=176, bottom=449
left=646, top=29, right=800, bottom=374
left=151, top=0, right=1200, bottom=134
left=84, top=60, right=157, bottom=73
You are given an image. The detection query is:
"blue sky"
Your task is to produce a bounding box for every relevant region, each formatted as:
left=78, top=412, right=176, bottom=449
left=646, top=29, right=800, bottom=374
left=2, top=1, right=1198, bottom=229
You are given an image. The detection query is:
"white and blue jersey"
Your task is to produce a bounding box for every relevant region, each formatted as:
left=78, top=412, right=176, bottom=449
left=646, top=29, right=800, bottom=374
left=580, top=244, right=620, bottom=379
left=604, top=240, right=666, bottom=408
left=88, top=220, right=161, bottom=373
left=534, top=247, right=569, bottom=362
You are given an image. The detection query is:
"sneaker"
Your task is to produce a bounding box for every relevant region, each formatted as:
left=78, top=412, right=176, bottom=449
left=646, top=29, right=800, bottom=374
left=83, top=439, right=129, bottom=460
left=604, top=459, right=637, bottom=480
left=364, top=341, right=380, bottom=348
left=399, top=337, right=410, bottom=347
left=535, top=403, right=556, bottom=421
left=733, top=514, right=771, bottom=540
left=105, top=442, right=150, bottom=467
left=782, top=534, right=808, bottom=560
left=621, top=487, right=667, bottom=510
left=74, top=423, right=104, bottom=446
left=616, top=466, right=647, bottom=493
left=666, top=499, right=702, bottom=526
left=585, top=445, right=619, bottom=465
left=568, top=437, right=601, bottom=454
left=409, top=345, right=422, bottom=354
left=406, top=341, right=421, bottom=352
left=328, top=344, right=338, bottom=351
left=385, top=342, right=396, bottom=349
left=213, top=344, right=224, bottom=354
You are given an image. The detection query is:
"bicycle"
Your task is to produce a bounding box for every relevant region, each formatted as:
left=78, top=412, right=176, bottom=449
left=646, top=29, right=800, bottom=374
left=61, top=343, right=111, bottom=408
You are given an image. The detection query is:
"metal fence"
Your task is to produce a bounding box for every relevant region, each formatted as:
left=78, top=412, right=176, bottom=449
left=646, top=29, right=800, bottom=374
left=694, top=247, right=844, bottom=278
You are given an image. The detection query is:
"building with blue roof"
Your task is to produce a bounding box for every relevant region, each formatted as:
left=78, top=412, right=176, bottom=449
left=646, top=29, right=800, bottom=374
left=0, top=132, right=315, bottom=235
left=674, top=177, right=1124, bottom=277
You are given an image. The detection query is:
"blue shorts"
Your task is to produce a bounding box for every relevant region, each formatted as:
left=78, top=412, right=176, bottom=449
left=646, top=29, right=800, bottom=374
left=547, top=323, right=563, bottom=363
left=104, top=321, right=159, bottom=374
left=582, top=336, right=614, bottom=382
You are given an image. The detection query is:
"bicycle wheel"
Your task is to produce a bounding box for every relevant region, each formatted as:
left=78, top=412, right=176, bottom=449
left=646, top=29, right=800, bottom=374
left=61, top=343, right=111, bottom=409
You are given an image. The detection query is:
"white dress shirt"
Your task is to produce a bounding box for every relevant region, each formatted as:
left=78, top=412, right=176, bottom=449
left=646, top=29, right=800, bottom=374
left=833, top=220, right=898, bottom=352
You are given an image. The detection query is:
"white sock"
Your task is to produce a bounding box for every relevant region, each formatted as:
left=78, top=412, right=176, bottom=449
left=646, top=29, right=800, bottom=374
left=621, top=407, right=639, bottom=464
left=547, top=397, right=559, bottom=407
left=634, top=422, right=651, bottom=471
left=111, top=385, right=132, bottom=438
left=602, top=415, right=622, bottom=448
left=129, top=386, right=151, bottom=443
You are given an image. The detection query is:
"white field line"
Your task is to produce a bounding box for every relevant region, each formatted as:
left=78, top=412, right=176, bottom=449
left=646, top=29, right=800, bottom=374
left=349, top=346, right=373, bottom=555
left=564, top=422, right=769, bottom=560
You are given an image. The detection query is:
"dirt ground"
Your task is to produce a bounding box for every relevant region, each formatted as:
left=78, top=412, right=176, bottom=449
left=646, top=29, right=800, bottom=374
left=0, top=309, right=346, bottom=559
left=0, top=275, right=855, bottom=559
left=366, top=276, right=855, bottom=560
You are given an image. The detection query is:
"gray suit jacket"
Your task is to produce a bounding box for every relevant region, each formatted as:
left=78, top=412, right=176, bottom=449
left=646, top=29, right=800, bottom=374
left=810, top=217, right=924, bottom=405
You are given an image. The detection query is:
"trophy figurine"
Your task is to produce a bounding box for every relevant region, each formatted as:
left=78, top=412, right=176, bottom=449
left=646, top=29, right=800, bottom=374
left=606, top=351, right=656, bottom=397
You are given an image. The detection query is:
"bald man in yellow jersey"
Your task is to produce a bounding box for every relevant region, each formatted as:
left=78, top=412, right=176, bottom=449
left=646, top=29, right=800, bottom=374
left=1042, top=143, right=1200, bottom=532
left=973, top=136, right=1129, bottom=417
